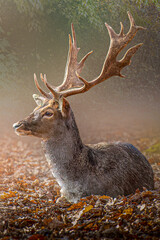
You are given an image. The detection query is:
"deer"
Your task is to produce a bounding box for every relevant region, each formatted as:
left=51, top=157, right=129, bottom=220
left=13, top=12, right=154, bottom=203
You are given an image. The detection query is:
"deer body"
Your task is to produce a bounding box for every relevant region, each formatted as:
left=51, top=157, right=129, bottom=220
left=41, top=109, right=154, bottom=202
left=13, top=12, right=154, bottom=202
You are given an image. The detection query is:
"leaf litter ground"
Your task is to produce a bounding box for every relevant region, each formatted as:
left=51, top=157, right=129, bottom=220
left=0, top=134, right=160, bottom=240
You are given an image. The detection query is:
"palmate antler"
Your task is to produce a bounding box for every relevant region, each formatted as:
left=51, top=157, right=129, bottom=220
left=34, top=12, right=145, bottom=100
left=57, top=24, right=93, bottom=92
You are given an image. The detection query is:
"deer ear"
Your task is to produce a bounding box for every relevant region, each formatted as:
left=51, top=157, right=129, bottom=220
left=59, top=97, right=70, bottom=117
left=33, top=94, right=46, bottom=106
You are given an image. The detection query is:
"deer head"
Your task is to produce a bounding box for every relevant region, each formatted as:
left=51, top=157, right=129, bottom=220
left=13, top=12, right=144, bottom=139
left=13, top=83, right=71, bottom=139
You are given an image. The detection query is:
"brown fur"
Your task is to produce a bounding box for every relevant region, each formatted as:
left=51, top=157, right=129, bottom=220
left=13, top=98, right=154, bottom=203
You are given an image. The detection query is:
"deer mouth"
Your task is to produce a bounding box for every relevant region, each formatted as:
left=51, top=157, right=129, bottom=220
left=13, top=122, right=32, bottom=136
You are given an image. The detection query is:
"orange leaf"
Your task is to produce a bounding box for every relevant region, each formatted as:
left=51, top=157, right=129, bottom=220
left=123, top=207, right=133, bottom=215
left=83, top=205, right=94, bottom=214
left=67, top=201, right=86, bottom=211
left=99, top=195, right=111, bottom=200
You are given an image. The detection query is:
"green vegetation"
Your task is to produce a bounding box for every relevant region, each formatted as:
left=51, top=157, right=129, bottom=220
left=0, top=0, right=159, bottom=109
left=146, top=142, right=160, bottom=154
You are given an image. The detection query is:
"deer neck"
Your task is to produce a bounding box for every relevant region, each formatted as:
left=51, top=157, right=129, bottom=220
left=42, top=110, right=83, bottom=165
left=41, top=110, right=84, bottom=191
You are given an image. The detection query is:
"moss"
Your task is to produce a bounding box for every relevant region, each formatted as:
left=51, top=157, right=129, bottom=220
left=146, top=142, right=160, bottom=154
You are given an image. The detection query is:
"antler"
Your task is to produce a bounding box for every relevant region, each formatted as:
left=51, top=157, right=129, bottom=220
left=34, top=23, right=92, bottom=99
left=34, top=12, right=145, bottom=99
left=56, top=23, right=93, bottom=92
left=60, top=12, right=145, bottom=97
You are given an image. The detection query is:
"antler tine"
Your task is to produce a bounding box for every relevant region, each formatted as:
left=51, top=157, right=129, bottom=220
left=71, top=23, right=78, bottom=48
left=119, top=22, right=124, bottom=37
left=127, top=11, right=146, bottom=32
left=119, top=43, right=143, bottom=69
left=78, top=50, right=93, bottom=70
left=127, top=11, right=136, bottom=28
left=105, top=23, right=117, bottom=39
left=34, top=73, right=51, bottom=99
left=59, top=12, right=145, bottom=98
left=40, top=73, right=60, bottom=100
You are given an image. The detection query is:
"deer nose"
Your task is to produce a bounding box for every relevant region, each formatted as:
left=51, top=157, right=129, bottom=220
left=13, top=122, right=23, bottom=129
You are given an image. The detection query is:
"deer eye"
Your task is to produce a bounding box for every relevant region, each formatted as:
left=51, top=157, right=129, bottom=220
left=43, top=111, right=53, bottom=117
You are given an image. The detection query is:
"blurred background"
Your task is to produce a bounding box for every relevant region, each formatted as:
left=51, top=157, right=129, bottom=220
left=0, top=0, right=159, bottom=142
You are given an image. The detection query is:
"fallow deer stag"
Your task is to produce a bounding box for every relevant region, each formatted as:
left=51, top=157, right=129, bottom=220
left=13, top=12, right=154, bottom=203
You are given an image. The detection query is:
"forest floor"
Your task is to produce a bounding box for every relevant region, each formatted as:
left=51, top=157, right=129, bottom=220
left=0, top=131, right=160, bottom=240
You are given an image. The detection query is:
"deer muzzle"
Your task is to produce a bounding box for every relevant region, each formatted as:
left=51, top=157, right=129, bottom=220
left=13, top=121, right=32, bottom=136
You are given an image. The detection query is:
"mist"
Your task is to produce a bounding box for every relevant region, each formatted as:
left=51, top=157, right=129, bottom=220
left=0, top=1, right=160, bottom=143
